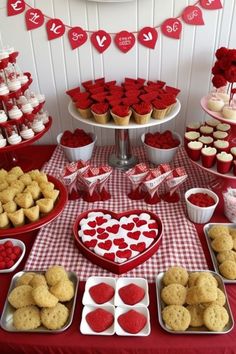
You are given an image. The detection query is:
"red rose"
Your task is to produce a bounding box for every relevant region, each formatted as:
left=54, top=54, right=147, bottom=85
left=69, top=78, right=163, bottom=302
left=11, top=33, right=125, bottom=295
left=132, top=102, right=152, bottom=115
left=215, top=47, right=229, bottom=60
left=91, top=103, right=109, bottom=114
left=211, top=61, right=224, bottom=75
left=227, top=49, right=236, bottom=62
left=212, top=74, right=227, bottom=88
left=225, top=65, right=236, bottom=83
left=218, top=57, right=232, bottom=71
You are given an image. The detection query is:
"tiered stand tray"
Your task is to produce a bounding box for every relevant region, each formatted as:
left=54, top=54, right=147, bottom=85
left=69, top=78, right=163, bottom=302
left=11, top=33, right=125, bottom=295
left=68, top=99, right=181, bottom=169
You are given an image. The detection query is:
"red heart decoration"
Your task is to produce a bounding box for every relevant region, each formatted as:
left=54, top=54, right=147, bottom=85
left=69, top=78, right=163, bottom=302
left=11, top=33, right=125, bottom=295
left=84, top=229, right=96, bottom=237
left=200, top=0, right=222, bottom=10
left=104, top=252, right=115, bottom=261
left=25, top=8, right=44, bottom=31
left=89, top=283, right=115, bottom=304
left=98, top=240, right=112, bottom=251
left=135, top=220, right=147, bottom=227
left=130, top=243, right=146, bottom=252
left=91, top=30, right=111, bottom=53
left=148, top=222, right=158, bottom=229
left=161, top=18, right=182, bottom=39
left=68, top=27, right=88, bottom=50
left=46, top=18, right=65, bottom=41
left=7, top=0, right=25, bottom=16
left=138, top=27, right=158, bottom=49
left=96, top=216, right=107, bottom=226
left=86, top=308, right=114, bottom=333
left=121, top=222, right=135, bottom=231
left=143, top=230, right=157, bottom=238
left=88, top=221, right=96, bottom=228
left=115, top=31, right=135, bottom=53
left=106, top=224, right=120, bottom=234
left=182, top=6, right=205, bottom=25
left=84, top=240, right=97, bottom=248
left=97, top=232, right=109, bottom=240
left=118, top=310, right=147, bottom=334
left=113, top=238, right=125, bottom=246
left=127, top=231, right=141, bottom=240
left=97, top=227, right=105, bottom=234
left=116, top=249, right=132, bottom=259
left=118, top=242, right=128, bottom=249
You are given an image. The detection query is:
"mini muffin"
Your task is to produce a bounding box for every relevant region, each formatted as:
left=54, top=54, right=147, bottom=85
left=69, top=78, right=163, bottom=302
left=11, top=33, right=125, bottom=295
left=8, top=208, right=25, bottom=227
left=211, top=234, right=233, bottom=252
left=161, top=284, right=186, bottom=305
left=186, top=304, right=204, bottom=327
left=36, top=198, right=54, bottom=213
left=32, top=285, right=58, bottom=308
left=219, top=260, right=236, bottom=280
left=217, top=250, right=236, bottom=263
left=163, top=266, right=189, bottom=286
left=15, top=191, right=34, bottom=209
left=208, top=225, right=230, bottom=239
left=203, top=304, right=229, bottom=331
left=50, top=279, right=74, bottom=302
left=19, top=173, right=32, bottom=186
left=3, top=200, right=17, bottom=213
left=25, top=181, right=41, bottom=200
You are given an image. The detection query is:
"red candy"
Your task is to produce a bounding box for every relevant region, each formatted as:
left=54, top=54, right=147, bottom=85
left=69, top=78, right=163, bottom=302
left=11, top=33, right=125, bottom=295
left=0, top=241, right=22, bottom=270
left=89, top=282, right=115, bottom=304
left=118, top=283, right=145, bottom=305
left=188, top=193, right=215, bottom=207
left=118, top=310, right=147, bottom=334
left=60, top=129, right=93, bottom=148
left=86, top=308, right=114, bottom=332
left=144, top=130, right=180, bottom=149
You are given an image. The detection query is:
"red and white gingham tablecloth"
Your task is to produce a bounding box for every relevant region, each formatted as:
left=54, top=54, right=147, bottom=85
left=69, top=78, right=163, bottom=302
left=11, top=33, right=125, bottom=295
left=25, top=145, right=211, bottom=282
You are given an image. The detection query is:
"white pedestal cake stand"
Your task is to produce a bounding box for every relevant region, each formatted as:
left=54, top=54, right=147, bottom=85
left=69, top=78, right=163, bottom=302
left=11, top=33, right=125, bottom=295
left=68, top=99, right=181, bottom=169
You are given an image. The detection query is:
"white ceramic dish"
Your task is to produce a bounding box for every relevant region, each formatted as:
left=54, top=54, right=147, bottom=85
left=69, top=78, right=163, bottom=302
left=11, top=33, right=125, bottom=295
left=0, top=238, right=25, bottom=273
left=82, top=276, right=116, bottom=306
left=80, top=305, right=115, bottom=335
left=115, top=277, right=149, bottom=307
left=115, top=306, right=150, bottom=336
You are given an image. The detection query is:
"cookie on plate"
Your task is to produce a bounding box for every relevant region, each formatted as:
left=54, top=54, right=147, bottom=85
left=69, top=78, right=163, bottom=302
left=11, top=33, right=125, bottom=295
left=13, top=305, right=41, bottom=330
left=203, top=304, right=229, bottom=331
left=8, top=285, right=35, bottom=309
left=186, top=285, right=217, bottom=305
left=161, top=284, right=186, bottom=306
left=195, top=272, right=218, bottom=288
left=45, top=265, right=68, bottom=286
left=162, top=305, right=191, bottom=331
left=29, top=274, right=47, bottom=288
left=216, top=250, right=236, bottom=263
left=16, top=272, right=36, bottom=287
left=41, top=303, right=69, bottom=330
left=219, top=260, right=236, bottom=280
left=208, top=225, right=230, bottom=239
left=211, top=235, right=233, bottom=252
left=50, top=279, right=74, bottom=302
left=186, top=304, right=205, bottom=327
left=162, top=266, right=189, bottom=286
left=32, top=285, right=58, bottom=308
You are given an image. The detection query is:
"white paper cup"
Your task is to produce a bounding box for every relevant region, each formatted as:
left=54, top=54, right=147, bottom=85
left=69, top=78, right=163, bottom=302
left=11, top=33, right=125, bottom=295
left=184, top=188, right=219, bottom=224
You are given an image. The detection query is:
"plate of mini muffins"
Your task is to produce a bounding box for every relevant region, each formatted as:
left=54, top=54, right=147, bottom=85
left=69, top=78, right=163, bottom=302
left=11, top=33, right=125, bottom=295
left=0, top=166, right=68, bottom=236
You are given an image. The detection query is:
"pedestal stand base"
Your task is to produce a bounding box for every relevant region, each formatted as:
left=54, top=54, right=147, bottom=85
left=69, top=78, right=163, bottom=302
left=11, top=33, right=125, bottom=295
left=108, top=154, right=138, bottom=170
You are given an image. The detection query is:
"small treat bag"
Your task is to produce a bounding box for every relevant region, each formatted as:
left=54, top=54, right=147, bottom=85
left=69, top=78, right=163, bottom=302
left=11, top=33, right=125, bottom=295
left=143, top=164, right=172, bottom=204
left=223, top=188, right=236, bottom=222
left=96, top=166, right=113, bottom=201
left=126, top=163, right=149, bottom=200
left=161, top=167, right=188, bottom=203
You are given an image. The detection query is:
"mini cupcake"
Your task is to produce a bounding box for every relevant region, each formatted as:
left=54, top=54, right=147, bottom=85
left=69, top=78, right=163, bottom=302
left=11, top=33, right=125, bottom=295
left=213, top=139, right=230, bottom=153
left=198, top=136, right=214, bottom=147
left=0, top=110, right=8, bottom=123
left=8, top=105, right=23, bottom=120
left=75, top=99, right=93, bottom=119
left=201, top=146, right=217, bottom=168
left=207, top=97, right=224, bottom=112
left=199, top=125, right=214, bottom=136
left=7, top=131, right=22, bottom=145
left=205, top=118, right=220, bottom=129
left=0, top=82, right=9, bottom=96
left=216, top=123, right=231, bottom=134
left=216, top=91, right=230, bottom=103
left=187, top=141, right=203, bottom=161
left=230, top=147, right=236, bottom=159
left=186, top=122, right=201, bottom=132
left=222, top=105, right=236, bottom=120
left=213, top=130, right=228, bottom=141
left=184, top=131, right=200, bottom=148
left=111, top=105, right=132, bottom=126
left=91, top=103, right=110, bottom=124
left=216, top=152, right=233, bottom=174
left=31, top=118, right=45, bottom=133
left=7, top=78, right=21, bottom=92
left=152, top=100, right=167, bottom=119
left=20, top=124, right=35, bottom=140
left=21, top=102, right=33, bottom=115
left=0, top=134, right=7, bottom=148
left=132, top=102, right=152, bottom=124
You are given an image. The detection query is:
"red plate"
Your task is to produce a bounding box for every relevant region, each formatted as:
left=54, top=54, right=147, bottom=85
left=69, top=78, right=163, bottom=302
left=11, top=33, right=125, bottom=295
left=0, top=175, right=68, bottom=237
left=73, top=209, right=163, bottom=274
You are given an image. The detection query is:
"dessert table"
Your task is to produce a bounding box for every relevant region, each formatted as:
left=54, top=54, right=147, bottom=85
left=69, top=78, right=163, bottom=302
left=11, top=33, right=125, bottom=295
left=0, top=144, right=236, bottom=354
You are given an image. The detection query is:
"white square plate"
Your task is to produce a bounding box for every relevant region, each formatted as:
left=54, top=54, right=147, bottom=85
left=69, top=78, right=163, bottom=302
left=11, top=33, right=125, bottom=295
left=80, top=305, right=115, bottom=335
left=115, top=277, right=149, bottom=307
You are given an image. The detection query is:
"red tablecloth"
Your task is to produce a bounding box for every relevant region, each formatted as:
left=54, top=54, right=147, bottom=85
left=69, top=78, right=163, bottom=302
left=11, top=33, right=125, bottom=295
left=0, top=145, right=235, bottom=354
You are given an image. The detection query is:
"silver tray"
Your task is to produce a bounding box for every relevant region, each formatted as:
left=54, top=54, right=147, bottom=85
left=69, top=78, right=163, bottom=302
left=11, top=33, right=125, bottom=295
left=156, top=270, right=234, bottom=334
left=204, top=223, right=236, bottom=284
left=0, top=270, right=79, bottom=333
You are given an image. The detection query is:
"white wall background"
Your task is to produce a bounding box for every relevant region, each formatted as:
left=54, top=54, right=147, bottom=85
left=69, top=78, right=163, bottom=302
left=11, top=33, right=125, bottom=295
left=0, top=0, right=235, bottom=146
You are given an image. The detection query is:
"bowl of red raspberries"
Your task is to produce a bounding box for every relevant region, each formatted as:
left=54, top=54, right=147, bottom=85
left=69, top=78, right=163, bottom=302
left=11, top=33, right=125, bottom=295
left=0, top=238, right=25, bottom=273
left=141, top=130, right=181, bottom=165
left=57, top=129, right=97, bottom=162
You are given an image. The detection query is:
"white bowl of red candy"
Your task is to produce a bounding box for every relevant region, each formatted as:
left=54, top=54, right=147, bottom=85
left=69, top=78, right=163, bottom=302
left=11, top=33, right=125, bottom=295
left=185, top=188, right=219, bottom=224
left=57, top=129, right=97, bottom=162
left=0, top=238, right=25, bottom=273
left=141, top=130, right=181, bottom=165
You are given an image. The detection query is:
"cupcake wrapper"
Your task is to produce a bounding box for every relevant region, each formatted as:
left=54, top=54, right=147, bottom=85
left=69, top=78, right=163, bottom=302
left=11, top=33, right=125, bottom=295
left=91, top=111, right=110, bottom=124
left=133, top=110, right=152, bottom=125
left=111, top=111, right=131, bottom=126
left=77, top=108, right=92, bottom=119
left=152, top=108, right=167, bottom=119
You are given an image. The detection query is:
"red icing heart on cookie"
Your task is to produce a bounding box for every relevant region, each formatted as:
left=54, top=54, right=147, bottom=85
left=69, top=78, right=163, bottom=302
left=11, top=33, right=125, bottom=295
left=130, top=242, right=146, bottom=252
left=97, top=227, right=105, bottom=234
left=118, top=242, right=128, bottom=249
left=106, top=224, right=120, bottom=234
left=113, top=238, right=125, bottom=246
left=135, top=220, right=147, bottom=227
left=96, top=216, right=107, bottom=225
left=121, top=223, right=135, bottom=231
left=84, top=240, right=97, bottom=248
left=116, top=249, right=132, bottom=259
left=97, top=232, right=109, bottom=240
left=104, top=252, right=115, bottom=261
left=84, top=229, right=96, bottom=236
left=143, top=230, right=157, bottom=238
left=88, top=221, right=96, bottom=228
left=127, top=231, right=141, bottom=240
left=98, top=240, right=112, bottom=250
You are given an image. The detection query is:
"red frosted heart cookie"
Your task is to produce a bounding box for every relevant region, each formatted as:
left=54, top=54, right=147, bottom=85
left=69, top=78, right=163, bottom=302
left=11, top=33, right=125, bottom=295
left=118, top=309, right=147, bottom=334
left=118, top=283, right=145, bottom=305
left=89, top=282, right=115, bottom=304
left=86, top=308, right=114, bottom=332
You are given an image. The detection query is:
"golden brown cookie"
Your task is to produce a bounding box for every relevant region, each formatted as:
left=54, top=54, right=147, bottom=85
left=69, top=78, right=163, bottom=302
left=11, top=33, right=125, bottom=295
left=14, top=192, right=34, bottom=209
left=8, top=208, right=25, bottom=227
left=3, top=201, right=17, bottom=213
left=9, top=166, right=24, bottom=177
left=45, top=265, right=68, bottom=286
left=10, top=180, right=25, bottom=193
left=25, top=181, right=41, bottom=200
left=188, top=272, right=201, bottom=287
left=19, top=173, right=32, bottom=186
left=163, top=266, right=189, bottom=286
left=162, top=305, right=191, bottom=331
left=32, top=285, right=58, bottom=308
left=186, top=304, right=205, bottom=327
left=16, top=272, right=36, bottom=286
left=50, top=279, right=74, bottom=302
left=208, top=225, right=230, bottom=239
left=41, top=303, right=69, bottom=330
left=217, top=250, right=236, bottom=264
left=195, top=272, right=218, bottom=288
left=24, top=205, right=40, bottom=222
left=161, top=284, right=186, bottom=306
left=36, top=198, right=54, bottom=213
left=219, top=260, right=236, bottom=280
left=204, top=288, right=226, bottom=307
left=186, top=285, right=217, bottom=305
left=29, top=274, right=47, bottom=288
left=211, top=235, right=233, bottom=252
left=8, top=285, right=35, bottom=309
left=13, top=305, right=41, bottom=330
left=203, top=304, right=229, bottom=331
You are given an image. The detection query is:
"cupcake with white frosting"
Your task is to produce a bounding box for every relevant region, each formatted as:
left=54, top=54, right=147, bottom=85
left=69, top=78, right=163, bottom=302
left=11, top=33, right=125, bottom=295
left=198, top=135, right=214, bottom=147
left=20, top=124, right=35, bottom=140
left=213, top=130, right=228, bottom=140
left=32, top=119, right=45, bottom=133
left=7, top=78, right=21, bottom=92
left=0, top=82, right=9, bottom=96
left=207, top=97, right=224, bottom=112
left=201, top=146, right=217, bottom=168
left=28, top=96, right=39, bottom=109
left=0, top=110, right=8, bottom=123
left=222, top=105, right=236, bottom=120
left=21, top=102, right=33, bottom=115
left=17, top=74, right=29, bottom=85
left=37, top=110, right=49, bottom=124
left=186, top=122, right=201, bottom=132
left=199, top=125, right=214, bottom=136
left=7, top=131, right=22, bottom=145
left=216, top=152, right=233, bottom=174
left=216, top=123, right=231, bottom=133
left=35, top=93, right=45, bottom=104
left=8, top=105, right=23, bottom=120
left=205, top=118, right=220, bottom=129
left=213, top=139, right=230, bottom=153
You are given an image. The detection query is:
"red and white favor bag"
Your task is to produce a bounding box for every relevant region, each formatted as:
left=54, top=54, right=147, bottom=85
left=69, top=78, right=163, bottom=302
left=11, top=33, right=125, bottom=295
left=161, top=167, right=188, bottom=203
left=126, top=163, right=149, bottom=200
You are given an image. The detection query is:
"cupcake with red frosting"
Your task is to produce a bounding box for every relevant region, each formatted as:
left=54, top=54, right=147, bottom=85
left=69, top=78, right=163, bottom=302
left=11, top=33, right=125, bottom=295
left=132, top=102, right=152, bottom=124
left=91, top=102, right=110, bottom=124
left=110, top=105, right=132, bottom=126
left=75, top=99, right=93, bottom=119
left=152, top=100, right=167, bottom=119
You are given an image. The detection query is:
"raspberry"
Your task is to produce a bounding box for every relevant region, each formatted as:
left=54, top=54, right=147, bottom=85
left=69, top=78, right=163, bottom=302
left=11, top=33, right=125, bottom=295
left=6, top=260, right=14, bottom=269
left=0, top=261, right=6, bottom=270
left=6, top=247, right=13, bottom=255
left=13, top=246, right=22, bottom=256
left=4, top=240, right=14, bottom=248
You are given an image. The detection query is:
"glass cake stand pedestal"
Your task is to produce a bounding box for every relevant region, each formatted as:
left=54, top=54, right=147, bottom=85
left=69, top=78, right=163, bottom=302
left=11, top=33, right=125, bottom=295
left=68, top=100, right=181, bottom=170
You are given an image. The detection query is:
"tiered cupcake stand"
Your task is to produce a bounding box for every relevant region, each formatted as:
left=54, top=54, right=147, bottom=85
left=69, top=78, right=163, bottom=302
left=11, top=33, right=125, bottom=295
left=68, top=99, right=181, bottom=169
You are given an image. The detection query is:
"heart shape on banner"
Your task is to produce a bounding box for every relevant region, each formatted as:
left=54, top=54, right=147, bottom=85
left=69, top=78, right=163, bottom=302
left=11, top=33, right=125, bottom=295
left=73, top=209, right=162, bottom=274
left=114, top=31, right=135, bottom=53
left=25, top=8, right=44, bottom=31
left=46, top=18, right=65, bottom=41
left=7, top=0, right=25, bottom=16
left=182, top=6, right=205, bottom=25
left=138, top=27, right=158, bottom=49
left=200, top=0, right=223, bottom=10
left=68, top=27, right=88, bottom=50
left=91, top=30, right=111, bottom=53
left=161, top=18, right=182, bottom=39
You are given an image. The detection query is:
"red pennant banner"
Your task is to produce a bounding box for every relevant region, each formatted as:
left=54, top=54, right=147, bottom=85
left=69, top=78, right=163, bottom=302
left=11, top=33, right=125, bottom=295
left=25, top=8, right=44, bottom=31
left=115, top=31, right=135, bottom=53
left=138, top=27, right=158, bottom=49
left=68, top=27, right=88, bottom=50
left=91, top=30, right=111, bottom=53
left=200, top=0, right=223, bottom=10
left=182, top=6, right=205, bottom=25
left=46, top=18, right=65, bottom=41
left=7, top=0, right=25, bottom=16
left=161, top=18, right=182, bottom=39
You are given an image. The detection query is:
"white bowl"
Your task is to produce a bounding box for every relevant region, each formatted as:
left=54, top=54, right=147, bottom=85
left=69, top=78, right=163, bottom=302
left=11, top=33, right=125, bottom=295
left=184, top=188, right=219, bottom=224
left=57, top=132, right=96, bottom=162
left=141, top=132, right=181, bottom=165
left=0, top=238, right=26, bottom=273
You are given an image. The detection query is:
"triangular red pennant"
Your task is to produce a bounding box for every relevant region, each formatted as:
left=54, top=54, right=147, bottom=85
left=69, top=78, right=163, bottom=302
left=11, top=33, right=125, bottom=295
left=46, top=19, right=65, bottom=40
left=200, top=0, right=223, bottom=10
left=7, top=0, right=25, bottom=16
left=161, top=18, right=182, bottom=39
left=182, top=6, right=205, bottom=25
left=138, top=27, right=158, bottom=49
left=68, top=27, right=88, bottom=50
left=114, top=31, right=135, bottom=53
left=25, top=8, right=44, bottom=31
left=91, top=30, right=111, bottom=53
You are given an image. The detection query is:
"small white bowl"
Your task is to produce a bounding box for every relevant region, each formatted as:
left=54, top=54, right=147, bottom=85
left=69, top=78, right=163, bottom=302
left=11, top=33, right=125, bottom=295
left=115, top=306, right=150, bottom=336
left=0, top=238, right=25, bottom=273
left=57, top=132, right=96, bottom=162
left=82, top=276, right=116, bottom=306
left=115, top=277, right=149, bottom=307
left=80, top=305, right=115, bottom=335
left=184, top=188, right=219, bottom=224
left=141, top=132, right=181, bottom=165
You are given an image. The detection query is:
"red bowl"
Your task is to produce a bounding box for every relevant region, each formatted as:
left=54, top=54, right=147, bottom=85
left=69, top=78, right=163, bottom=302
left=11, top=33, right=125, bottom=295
left=73, top=209, right=163, bottom=274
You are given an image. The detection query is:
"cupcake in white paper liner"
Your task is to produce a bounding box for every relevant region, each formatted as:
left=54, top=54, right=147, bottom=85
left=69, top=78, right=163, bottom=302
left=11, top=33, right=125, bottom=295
left=223, top=188, right=236, bottom=222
